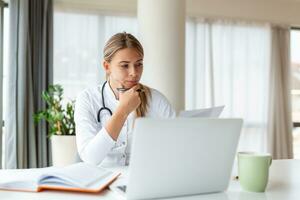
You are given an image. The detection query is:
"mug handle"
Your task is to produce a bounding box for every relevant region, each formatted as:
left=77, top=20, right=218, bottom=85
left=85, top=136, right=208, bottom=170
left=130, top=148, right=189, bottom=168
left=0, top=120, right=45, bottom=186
left=269, top=157, right=272, bottom=166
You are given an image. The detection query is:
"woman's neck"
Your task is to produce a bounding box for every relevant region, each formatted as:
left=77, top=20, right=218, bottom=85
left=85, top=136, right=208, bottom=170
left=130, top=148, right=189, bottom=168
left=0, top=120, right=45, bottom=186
left=108, top=80, right=120, bottom=100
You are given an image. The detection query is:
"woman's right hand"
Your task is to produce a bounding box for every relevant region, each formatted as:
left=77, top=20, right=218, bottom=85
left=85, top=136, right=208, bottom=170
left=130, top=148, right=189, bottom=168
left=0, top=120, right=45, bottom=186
left=117, top=85, right=141, bottom=115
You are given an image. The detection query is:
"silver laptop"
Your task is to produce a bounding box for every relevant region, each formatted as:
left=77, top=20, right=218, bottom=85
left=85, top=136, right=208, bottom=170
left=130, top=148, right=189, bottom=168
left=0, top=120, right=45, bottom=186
left=111, top=118, right=243, bottom=200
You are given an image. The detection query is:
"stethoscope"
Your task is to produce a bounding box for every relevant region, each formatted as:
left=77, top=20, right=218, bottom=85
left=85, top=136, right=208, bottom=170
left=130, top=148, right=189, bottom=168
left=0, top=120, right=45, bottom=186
left=97, top=81, right=113, bottom=123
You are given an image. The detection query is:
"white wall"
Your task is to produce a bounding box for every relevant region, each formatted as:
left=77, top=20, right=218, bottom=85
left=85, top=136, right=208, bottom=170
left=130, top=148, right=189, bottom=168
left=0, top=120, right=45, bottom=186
left=187, top=0, right=300, bottom=26
left=55, top=0, right=300, bottom=25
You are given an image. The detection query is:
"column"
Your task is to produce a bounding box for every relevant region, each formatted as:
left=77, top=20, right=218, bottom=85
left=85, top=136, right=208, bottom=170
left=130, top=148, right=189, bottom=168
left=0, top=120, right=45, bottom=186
left=138, top=0, right=185, bottom=112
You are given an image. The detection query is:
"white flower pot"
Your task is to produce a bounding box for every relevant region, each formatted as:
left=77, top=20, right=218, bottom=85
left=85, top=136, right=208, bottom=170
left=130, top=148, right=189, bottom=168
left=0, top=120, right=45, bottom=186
left=51, top=135, right=77, bottom=167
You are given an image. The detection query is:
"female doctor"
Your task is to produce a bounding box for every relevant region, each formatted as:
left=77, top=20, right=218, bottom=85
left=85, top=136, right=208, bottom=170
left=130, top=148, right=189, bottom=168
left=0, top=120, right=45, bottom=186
left=74, top=32, right=176, bottom=167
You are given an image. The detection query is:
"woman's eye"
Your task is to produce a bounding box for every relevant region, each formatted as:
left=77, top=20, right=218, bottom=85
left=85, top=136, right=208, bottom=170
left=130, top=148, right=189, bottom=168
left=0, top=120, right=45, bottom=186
left=121, top=64, right=129, bottom=68
left=136, top=63, right=143, bottom=67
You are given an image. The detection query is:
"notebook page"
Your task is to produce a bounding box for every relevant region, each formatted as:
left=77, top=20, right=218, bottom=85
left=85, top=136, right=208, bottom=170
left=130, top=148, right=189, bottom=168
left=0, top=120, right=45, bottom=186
left=38, top=162, right=113, bottom=188
left=0, top=167, right=56, bottom=191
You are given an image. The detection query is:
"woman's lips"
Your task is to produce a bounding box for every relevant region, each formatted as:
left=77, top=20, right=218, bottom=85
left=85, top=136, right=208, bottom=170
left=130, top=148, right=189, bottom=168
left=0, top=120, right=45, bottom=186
left=126, top=80, right=138, bottom=85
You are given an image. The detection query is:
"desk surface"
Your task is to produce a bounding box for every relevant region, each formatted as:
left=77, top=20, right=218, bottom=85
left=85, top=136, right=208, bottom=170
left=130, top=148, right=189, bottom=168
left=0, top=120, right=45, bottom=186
left=1, top=159, right=299, bottom=200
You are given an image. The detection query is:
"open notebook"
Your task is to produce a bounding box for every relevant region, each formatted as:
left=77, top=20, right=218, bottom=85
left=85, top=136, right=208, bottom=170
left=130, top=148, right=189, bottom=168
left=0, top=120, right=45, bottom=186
left=0, top=162, right=120, bottom=193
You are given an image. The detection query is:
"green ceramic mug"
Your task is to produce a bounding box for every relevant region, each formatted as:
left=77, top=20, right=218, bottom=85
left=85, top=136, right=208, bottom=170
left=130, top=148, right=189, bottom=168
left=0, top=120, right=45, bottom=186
left=238, top=152, right=272, bottom=192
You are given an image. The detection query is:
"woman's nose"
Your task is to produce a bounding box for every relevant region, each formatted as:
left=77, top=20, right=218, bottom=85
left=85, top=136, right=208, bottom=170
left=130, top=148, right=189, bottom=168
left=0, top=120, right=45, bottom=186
left=129, top=66, right=138, bottom=77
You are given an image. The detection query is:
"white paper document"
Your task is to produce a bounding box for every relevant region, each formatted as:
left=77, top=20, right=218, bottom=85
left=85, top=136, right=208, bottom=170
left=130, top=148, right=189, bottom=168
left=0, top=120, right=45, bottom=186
left=178, top=105, right=225, bottom=118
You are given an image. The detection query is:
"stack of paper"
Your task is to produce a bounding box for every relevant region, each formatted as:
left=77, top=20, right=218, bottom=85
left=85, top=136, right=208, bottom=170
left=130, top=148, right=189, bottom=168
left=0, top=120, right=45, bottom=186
left=178, top=105, right=225, bottom=118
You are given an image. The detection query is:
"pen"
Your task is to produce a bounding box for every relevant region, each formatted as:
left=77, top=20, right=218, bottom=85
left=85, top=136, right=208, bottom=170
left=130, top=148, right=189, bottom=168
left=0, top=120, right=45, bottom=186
left=116, top=88, right=130, bottom=92
left=116, top=88, right=145, bottom=93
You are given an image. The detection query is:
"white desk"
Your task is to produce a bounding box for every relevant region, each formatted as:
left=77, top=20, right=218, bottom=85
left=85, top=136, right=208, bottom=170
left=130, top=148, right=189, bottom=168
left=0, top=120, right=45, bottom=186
left=1, top=159, right=299, bottom=200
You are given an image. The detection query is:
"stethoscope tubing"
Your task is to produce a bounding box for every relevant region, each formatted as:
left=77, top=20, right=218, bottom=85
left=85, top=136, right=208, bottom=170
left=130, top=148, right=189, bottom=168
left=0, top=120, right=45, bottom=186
left=97, top=81, right=113, bottom=122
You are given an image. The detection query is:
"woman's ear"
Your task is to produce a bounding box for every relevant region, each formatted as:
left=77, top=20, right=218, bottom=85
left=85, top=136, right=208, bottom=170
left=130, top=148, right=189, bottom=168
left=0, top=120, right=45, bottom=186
left=103, top=60, right=110, bottom=74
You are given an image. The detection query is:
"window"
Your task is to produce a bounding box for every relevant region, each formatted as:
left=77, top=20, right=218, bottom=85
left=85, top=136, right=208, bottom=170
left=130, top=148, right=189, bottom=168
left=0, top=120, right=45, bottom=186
left=186, top=20, right=270, bottom=153
left=291, top=28, right=300, bottom=159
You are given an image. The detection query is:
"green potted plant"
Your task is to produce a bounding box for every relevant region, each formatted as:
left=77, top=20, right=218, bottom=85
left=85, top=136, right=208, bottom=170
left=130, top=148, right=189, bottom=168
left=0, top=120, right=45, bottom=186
left=34, top=84, right=77, bottom=167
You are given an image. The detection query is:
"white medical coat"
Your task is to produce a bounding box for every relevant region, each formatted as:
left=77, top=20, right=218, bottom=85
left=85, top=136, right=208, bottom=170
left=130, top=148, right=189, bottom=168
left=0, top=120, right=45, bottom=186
left=74, top=83, right=176, bottom=167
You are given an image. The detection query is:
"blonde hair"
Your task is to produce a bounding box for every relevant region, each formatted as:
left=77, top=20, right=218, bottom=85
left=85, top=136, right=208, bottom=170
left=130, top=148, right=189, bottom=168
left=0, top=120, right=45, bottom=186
left=103, top=32, right=151, bottom=117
